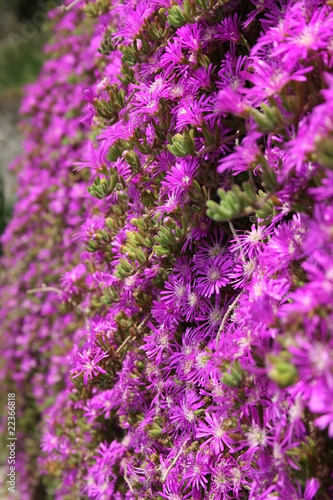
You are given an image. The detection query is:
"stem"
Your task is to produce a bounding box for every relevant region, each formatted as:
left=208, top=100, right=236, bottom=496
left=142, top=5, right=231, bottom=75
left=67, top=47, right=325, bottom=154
left=115, top=335, right=133, bottom=355
left=115, top=315, right=150, bottom=355
left=161, top=439, right=188, bottom=483
left=137, top=314, right=151, bottom=333
left=216, top=292, right=242, bottom=344
left=27, top=287, right=62, bottom=295
left=123, top=465, right=134, bottom=493
left=59, top=0, right=83, bottom=12
left=228, top=220, right=245, bottom=262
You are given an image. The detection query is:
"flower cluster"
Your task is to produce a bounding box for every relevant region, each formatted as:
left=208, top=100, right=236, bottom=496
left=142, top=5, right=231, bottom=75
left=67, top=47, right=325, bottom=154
left=1, top=0, right=333, bottom=499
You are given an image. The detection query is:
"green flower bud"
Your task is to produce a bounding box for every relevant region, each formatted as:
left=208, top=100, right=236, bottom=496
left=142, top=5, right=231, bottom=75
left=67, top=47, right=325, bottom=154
left=268, top=354, right=299, bottom=388
left=221, top=361, right=245, bottom=388
left=167, top=130, right=196, bottom=157
left=148, top=423, right=163, bottom=439
left=123, top=150, right=141, bottom=172
left=315, top=135, right=333, bottom=169
left=250, top=104, right=285, bottom=133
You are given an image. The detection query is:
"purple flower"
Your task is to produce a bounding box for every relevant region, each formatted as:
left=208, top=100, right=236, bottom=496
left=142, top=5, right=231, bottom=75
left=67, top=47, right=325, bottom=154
left=193, top=228, right=226, bottom=267
left=161, top=158, right=199, bottom=193
left=195, top=256, right=232, bottom=297
left=60, top=262, right=86, bottom=290
left=197, top=412, right=233, bottom=454
left=73, top=217, right=105, bottom=242
left=174, top=22, right=204, bottom=52
left=188, top=64, right=215, bottom=93
left=130, top=93, right=160, bottom=120
left=271, top=4, right=333, bottom=63
left=41, top=431, right=59, bottom=453
left=216, top=87, right=250, bottom=116
left=244, top=57, right=312, bottom=103
left=174, top=95, right=211, bottom=130
left=160, top=276, right=189, bottom=316
left=216, top=13, right=241, bottom=44
left=74, top=140, right=110, bottom=171
left=170, top=390, right=205, bottom=434
left=142, top=324, right=175, bottom=363
left=218, top=132, right=262, bottom=174
left=182, top=451, right=210, bottom=489
left=71, top=347, right=108, bottom=385
left=217, top=51, right=248, bottom=91
left=309, top=381, right=333, bottom=436
left=230, top=224, right=268, bottom=259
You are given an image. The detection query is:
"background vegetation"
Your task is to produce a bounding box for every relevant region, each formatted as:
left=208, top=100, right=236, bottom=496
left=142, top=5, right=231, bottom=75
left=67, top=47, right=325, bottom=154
left=0, top=0, right=50, bottom=247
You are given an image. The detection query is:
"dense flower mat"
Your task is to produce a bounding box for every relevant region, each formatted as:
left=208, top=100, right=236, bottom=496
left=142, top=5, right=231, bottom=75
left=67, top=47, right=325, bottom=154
left=1, top=0, right=333, bottom=498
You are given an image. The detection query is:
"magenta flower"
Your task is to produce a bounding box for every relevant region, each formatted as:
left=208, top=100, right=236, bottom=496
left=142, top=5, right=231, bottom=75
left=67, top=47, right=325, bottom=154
left=175, top=22, right=204, bottom=52
left=73, top=217, right=105, bottom=242
left=216, top=87, right=250, bottom=116
left=174, top=95, right=211, bottom=130
left=161, top=158, right=199, bottom=193
left=130, top=93, right=160, bottom=119
left=216, top=13, right=241, bottom=43
left=71, top=347, right=108, bottom=385
left=41, top=431, right=59, bottom=453
left=170, top=390, right=205, bottom=433
left=217, top=51, right=248, bottom=91
left=60, top=262, right=86, bottom=289
left=193, top=228, right=226, bottom=267
left=160, top=41, right=184, bottom=69
left=182, top=451, right=210, bottom=490
left=218, top=132, right=262, bottom=174
left=189, top=64, right=215, bottom=93
left=244, top=58, right=312, bottom=103
left=197, top=412, right=233, bottom=454
left=160, top=275, right=189, bottom=310
left=230, top=224, right=268, bottom=259
left=142, top=324, right=175, bottom=363
left=309, top=381, right=333, bottom=437
left=74, top=140, right=110, bottom=171
left=195, top=256, right=232, bottom=297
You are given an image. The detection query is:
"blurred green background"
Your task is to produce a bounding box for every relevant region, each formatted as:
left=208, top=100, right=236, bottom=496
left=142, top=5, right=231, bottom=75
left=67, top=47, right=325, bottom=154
left=0, top=0, right=52, bottom=247
left=0, top=0, right=51, bottom=94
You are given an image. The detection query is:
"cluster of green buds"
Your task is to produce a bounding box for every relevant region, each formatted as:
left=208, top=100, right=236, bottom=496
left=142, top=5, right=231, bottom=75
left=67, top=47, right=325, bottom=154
left=123, top=226, right=154, bottom=265
left=114, top=258, right=136, bottom=280
left=250, top=103, right=286, bottom=134
left=134, top=128, right=153, bottom=155
left=144, top=9, right=168, bottom=40
left=114, top=310, right=135, bottom=331
left=314, top=132, right=333, bottom=169
left=118, top=64, right=136, bottom=85
left=100, top=285, right=120, bottom=305
left=207, top=181, right=266, bottom=222
left=87, top=169, right=126, bottom=199
left=85, top=228, right=111, bottom=253
left=119, top=39, right=145, bottom=66
left=94, top=84, right=126, bottom=124
left=147, top=421, right=164, bottom=439
left=167, top=130, right=196, bottom=157
left=84, top=0, right=112, bottom=17
left=167, top=0, right=230, bottom=27
left=99, top=27, right=117, bottom=55
left=268, top=352, right=299, bottom=388
left=153, top=214, right=189, bottom=257
left=167, top=0, right=196, bottom=27
left=123, top=150, right=141, bottom=173
left=221, top=360, right=245, bottom=388
left=108, top=139, right=134, bottom=162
